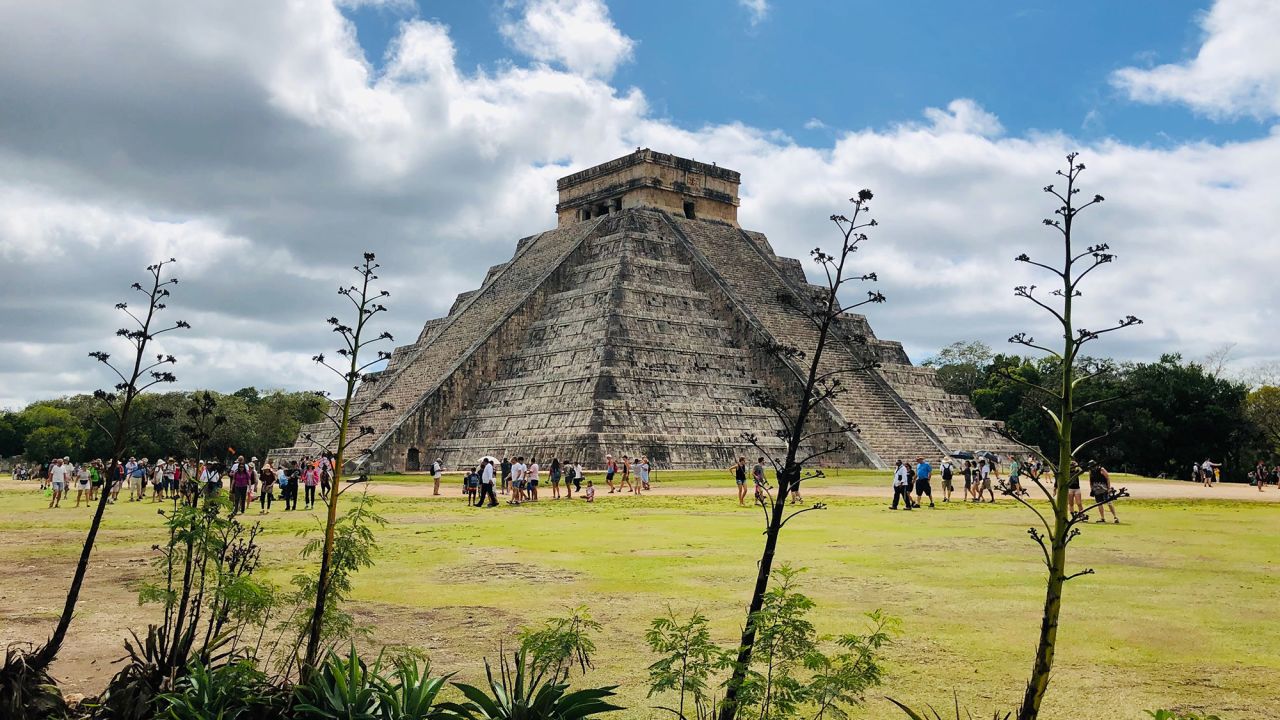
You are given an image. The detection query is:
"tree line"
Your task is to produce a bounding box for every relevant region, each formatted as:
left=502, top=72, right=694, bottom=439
left=0, top=387, right=327, bottom=464
left=923, top=340, right=1278, bottom=478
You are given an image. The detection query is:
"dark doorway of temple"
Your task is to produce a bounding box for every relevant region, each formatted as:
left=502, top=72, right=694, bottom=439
left=406, top=448, right=421, bottom=471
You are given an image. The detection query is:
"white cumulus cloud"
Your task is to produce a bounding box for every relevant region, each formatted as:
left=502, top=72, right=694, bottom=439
left=0, top=0, right=1276, bottom=408
left=1112, top=0, right=1280, bottom=119
left=500, top=0, right=635, bottom=78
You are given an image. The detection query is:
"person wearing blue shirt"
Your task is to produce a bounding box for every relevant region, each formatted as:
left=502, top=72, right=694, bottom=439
left=914, top=457, right=934, bottom=508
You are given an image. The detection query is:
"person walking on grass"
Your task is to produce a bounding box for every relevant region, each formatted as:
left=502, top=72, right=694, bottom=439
left=915, top=456, right=934, bottom=508
left=731, top=456, right=749, bottom=506
left=891, top=459, right=912, bottom=510
left=431, top=457, right=444, bottom=496
left=978, top=458, right=995, bottom=503
left=640, top=456, right=652, bottom=490
left=72, top=462, right=91, bottom=508
left=1200, top=458, right=1219, bottom=487
left=477, top=458, right=498, bottom=507
left=939, top=457, right=954, bottom=503
left=510, top=456, right=526, bottom=505
left=605, top=454, right=618, bottom=493
left=48, top=458, right=69, bottom=508
left=1067, top=461, right=1085, bottom=520
left=752, top=457, right=767, bottom=507
left=618, top=455, right=634, bottom=493
left=303, top=461, right=319, bottom=509
left=1007, top=456, right=1025, bottom=497
left=549, top=457, right=562, bottom=499
left=569, top=461, right=584, bottom=498
left=258, top=461, right=276, bottom=514
left=1088, top=460, right=1119, bottom=523
left=230, top=457, right=252, bottom=515
left=500, top=456, right=512, bottom=495
left=629, top=456, right=642, bottom=495
left=464, top=466, right=479, bottom=504
left=528, top=458, right=540, bottom=501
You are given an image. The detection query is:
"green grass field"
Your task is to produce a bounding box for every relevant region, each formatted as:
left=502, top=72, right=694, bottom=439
left=0, top=472, right=1275, bottom=719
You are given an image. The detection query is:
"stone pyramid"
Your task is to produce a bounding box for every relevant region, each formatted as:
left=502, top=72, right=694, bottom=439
left=273, top=150, right=1021, bottom=470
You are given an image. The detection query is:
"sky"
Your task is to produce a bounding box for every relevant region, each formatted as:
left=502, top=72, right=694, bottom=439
left=1, top=0, right=1278, bottom=408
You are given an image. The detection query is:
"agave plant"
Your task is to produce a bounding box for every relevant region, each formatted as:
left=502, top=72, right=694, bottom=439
left=158, top=659, right=287, bottom=720
left=294, top=646, right=386, bottom=720
left=1147, top=711, right=1222, bottom=720
left=887, top=695, right=1012, bottom=720
left=379, top=660, right=454, bottom=720
left=0, top=645, right=64, bottom=720
left=441, top=649, right=623, bottom=720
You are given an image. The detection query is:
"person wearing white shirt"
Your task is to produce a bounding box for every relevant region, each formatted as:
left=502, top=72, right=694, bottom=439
left=477, top=459, right=497, bottom=507
left=527, top=459, right=540, bottom=501
left=48, top=458, right=69, bottom=508
left=431, top=458, right=444, bottom=496
left=511, top=458, right=527, bottom=504
left=891, top=460, right=913, bottom=510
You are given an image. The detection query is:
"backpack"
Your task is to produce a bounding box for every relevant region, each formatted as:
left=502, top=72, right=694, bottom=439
left=942, top=464, right=952, bottom=480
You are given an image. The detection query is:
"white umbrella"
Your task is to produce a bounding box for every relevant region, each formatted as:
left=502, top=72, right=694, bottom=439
left=479, top=455, right=500, bottom=466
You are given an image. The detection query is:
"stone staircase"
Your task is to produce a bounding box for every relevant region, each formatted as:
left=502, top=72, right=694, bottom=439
left=669, top=214, right=947, bottom=468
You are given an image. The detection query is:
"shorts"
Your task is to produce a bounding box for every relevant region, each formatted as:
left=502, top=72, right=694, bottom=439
left=52, top=481, right=65, bottom=492
left=529, top=479, right=538, bottom=487
left=606, top=471, right=615, bottom=481
left=915, top=479, right=931, bottom=495
left=1091, top=490, right=1109, bottom=504
left=736, top=477, right=746, bottom=485
left=77, top=481, right=90, bottom=490
left=941, top=478, right=953, bottom=491
left=515, top=479, right=526, bottom=489
left=981, top=478, right=992, bottom=490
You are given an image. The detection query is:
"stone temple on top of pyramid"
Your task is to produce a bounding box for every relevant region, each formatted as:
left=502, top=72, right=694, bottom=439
left=273, top=149, right=1021, bottom=471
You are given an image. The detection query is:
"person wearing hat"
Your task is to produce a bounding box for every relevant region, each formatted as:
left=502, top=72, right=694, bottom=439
left=258, top=460, right=276, bottom=514
left=47, top=457, right=68, bottom=508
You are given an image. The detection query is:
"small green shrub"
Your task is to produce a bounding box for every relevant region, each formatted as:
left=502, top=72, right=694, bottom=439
left=157, top=659, right=287, bottom=720
left=645, top=566, right=895, bottom=720
left=378, top=660, right=453, bottom=720
left=886, top=696, right=1011, bottom=720
left=1147, top=711, right=1222, bottom=720
left=441, top=649, right=623, bottom=720
left=293, top=646, right=385, bottom=720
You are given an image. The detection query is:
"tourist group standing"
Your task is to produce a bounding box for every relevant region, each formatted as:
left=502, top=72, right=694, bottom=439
left=459, top=454, right=608, bottom=507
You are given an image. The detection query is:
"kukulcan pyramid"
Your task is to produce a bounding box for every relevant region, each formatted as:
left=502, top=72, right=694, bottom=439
left=273, top=149, right=1020, bottom=470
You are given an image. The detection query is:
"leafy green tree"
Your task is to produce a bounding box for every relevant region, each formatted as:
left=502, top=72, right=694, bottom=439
left=1246, top=385, right=1280, bottom=455
left=22, top=425, right=87, bottom=462
left=922, top=340, right=994, bottom=396
left=0, top=412, right=21, bottom=457
left=17, top=405, right=88, bottom=460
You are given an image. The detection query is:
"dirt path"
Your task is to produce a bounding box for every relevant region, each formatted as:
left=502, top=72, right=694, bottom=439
left=359, top=477, right=1280, bottom=502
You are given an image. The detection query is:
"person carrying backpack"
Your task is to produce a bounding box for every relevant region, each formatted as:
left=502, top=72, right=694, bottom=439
left=1088, top=461, right=1119, bottom=524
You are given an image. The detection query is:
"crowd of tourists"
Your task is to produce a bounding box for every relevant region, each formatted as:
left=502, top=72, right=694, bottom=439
left=14, top=449, right=1275, bottom=515
left=453, top=453, right=652, bottom=507
left=886, top=454, right=1122, bottom=522
left=22, top=454, right=336, bottom=514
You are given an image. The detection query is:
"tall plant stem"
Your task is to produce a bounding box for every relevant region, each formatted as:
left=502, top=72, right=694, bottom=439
left=303, top=265, right=372, bottom=670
